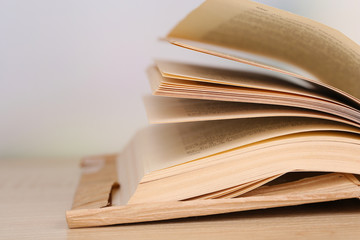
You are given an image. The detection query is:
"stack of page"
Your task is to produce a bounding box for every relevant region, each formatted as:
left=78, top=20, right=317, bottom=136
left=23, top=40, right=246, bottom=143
left=67, top=0, right=360, bottom=228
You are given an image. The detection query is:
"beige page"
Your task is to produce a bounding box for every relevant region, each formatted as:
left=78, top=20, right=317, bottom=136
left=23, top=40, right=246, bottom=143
left=143, top=96, right=360, bottom=128
left=167, top=0, right=360, bottom=101
left=130, top=132, right=360, bottom=203
left=116, top=118, right=360, bottom=203
left=155, top=60, right=360, bottom=110
left=128, top=117, right=360, bottom=175
left=148, top=66, right=360, bottom=124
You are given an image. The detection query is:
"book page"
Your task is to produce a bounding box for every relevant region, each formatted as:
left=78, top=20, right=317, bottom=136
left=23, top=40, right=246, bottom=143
left=242, top=173, right=360, bottom=198
left=187, top=174, right=282, bottom=200
left=148, top=66, right=360, bottom=124
left=132, top=117, right=360, bottom=174
left=156, top=59, right=318, bottom=95
left=143, top=96, right=358, bottom=127
left=131, top=131, right=360, bottom=202
left=167, top=0, right=360, bottom=100
left=155, top=60, right=360, bottom=109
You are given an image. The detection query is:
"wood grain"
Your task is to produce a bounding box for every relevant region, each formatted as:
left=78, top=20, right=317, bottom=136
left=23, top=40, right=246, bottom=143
left=2, top=159, right=360, bottom=240
left=71, top=154, right=118, bottom=210
left=66, top=156, right=360, bottom=228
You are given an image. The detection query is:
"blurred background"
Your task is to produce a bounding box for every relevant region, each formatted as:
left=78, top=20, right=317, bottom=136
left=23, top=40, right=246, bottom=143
left=1, top=0, right=359, bottom=160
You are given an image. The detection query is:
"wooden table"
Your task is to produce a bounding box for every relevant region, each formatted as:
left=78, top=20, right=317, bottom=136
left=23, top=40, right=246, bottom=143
left=1, top=159, right=360, bottom=240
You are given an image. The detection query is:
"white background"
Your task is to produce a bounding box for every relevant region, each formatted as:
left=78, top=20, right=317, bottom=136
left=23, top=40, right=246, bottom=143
left=1, top=0, right=359, bottom=160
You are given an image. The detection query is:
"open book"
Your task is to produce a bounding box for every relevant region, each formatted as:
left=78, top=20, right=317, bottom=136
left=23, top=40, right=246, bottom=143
left=67, top=0, right=360, bottom=228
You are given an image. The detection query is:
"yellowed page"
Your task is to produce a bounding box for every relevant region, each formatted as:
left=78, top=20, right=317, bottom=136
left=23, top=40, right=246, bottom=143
left=143, top=96, right=359, bottom=127
left=116, top=140, right=147, bottom=205
left=130, top=132, right=360, bottom=203
left=156, top=59, right=320, bottom=97
left=242, top=173, right=359, bottom=197
left=167, top=0, right=360, bottom=100
left=148, top=66, right=360, bottom=124
left=141, top=131, right=360, bottom=184
left=189, top=174, right=282, bottom=200
left=132, top=117, right=360, bottom=175
left=155, top=60, right=360, bottom=110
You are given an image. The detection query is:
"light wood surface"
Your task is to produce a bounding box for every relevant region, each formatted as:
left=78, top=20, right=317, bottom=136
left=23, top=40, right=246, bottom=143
left=2, top=159, right=360, bottom=240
